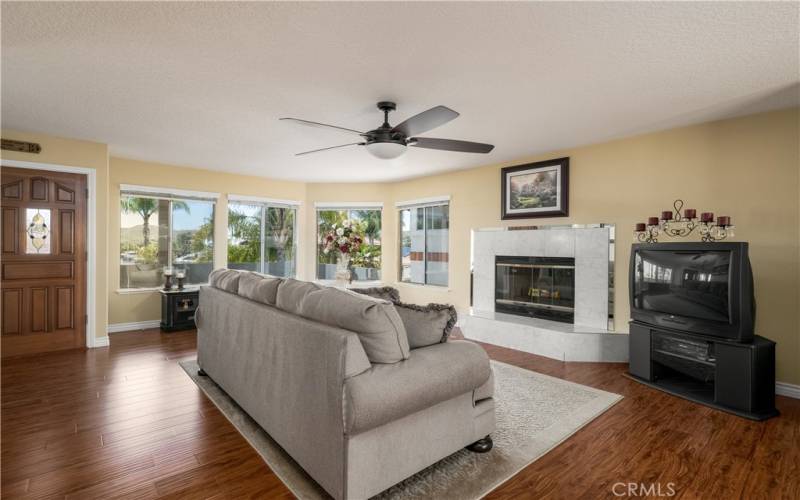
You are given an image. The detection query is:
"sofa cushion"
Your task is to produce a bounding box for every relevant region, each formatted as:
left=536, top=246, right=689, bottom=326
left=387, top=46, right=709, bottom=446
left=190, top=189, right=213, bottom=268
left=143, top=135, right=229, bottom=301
left=351, top=286, right=400, bottom=303
left=208, top=268, right=242, bottom=293
left=393, top=302, right=457, bottom=349
left=344, top=340, right=492, bottom=434
left=275, top=278, right=324, bottom=316
left=238, top=272, right=282, bottom=306
left=299, top=287, right=410, bottom=364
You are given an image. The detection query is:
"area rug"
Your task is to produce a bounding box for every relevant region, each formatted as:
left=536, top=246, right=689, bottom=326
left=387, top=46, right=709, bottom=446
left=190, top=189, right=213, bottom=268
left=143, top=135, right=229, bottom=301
left=179, top=359, right=622, bottom=499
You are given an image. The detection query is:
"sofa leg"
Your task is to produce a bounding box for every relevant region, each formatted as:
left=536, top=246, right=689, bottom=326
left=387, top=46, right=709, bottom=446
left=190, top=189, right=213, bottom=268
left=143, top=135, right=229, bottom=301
left=197, top=368, right=208, bottom=377
left=466, top=435, right=493, bottom=453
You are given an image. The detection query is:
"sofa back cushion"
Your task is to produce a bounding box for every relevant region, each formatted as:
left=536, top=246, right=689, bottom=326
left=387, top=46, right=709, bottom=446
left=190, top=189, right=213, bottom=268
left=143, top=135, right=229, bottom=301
left=394, top=302, right=457, bottom=349
left=275, top=280, right=410, bottom=363
left=238, top=272, right=282, bottom=306
left=208, top=268, right=242, bottom=293
left=275, top=279, right=324, bottom=316
left=300, top=288, right=410, bottom=364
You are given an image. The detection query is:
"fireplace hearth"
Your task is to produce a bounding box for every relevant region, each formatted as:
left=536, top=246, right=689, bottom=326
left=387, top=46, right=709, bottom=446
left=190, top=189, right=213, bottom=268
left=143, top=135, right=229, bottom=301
left=495, top=256, right=576, bottom=323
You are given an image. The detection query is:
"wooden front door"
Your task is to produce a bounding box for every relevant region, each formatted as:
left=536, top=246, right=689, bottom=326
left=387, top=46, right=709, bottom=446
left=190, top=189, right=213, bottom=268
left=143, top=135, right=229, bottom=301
left=1, top=167, right=87, bottom=357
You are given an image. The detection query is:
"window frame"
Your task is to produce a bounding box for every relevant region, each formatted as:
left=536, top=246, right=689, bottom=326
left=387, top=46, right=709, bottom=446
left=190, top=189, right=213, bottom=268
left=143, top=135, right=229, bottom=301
left=119, top=189, right=217, bottom=291
left=397, top=198, right=450, bottom=287
left=226, top=200, right=298, bottom=278
left=314, top=204, right=383, bottom=280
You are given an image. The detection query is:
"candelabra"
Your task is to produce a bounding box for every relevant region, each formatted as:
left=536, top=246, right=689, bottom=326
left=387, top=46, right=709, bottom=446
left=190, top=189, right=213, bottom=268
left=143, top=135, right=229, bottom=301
left=634, top=199, right=734, bottom=243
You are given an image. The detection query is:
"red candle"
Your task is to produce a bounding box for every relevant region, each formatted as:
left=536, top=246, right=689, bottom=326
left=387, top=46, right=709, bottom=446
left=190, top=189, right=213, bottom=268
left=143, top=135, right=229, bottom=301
left=635, top=223, right=646, bottom=232
left=700, top=212, right=714, bottom=223
left=717, top=216, right=731, bottom=227
left=647, top=217, right=659, bottom=226
left=661, top=211, right=673, bottom=221
left=684, top=208, right=697, bottom=219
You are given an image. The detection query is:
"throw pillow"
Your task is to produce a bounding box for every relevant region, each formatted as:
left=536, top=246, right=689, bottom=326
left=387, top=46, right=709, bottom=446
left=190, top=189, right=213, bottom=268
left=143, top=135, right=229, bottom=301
left=350, top=286, right=401, bottom=303
left=393, top=302, right=457, bottom=349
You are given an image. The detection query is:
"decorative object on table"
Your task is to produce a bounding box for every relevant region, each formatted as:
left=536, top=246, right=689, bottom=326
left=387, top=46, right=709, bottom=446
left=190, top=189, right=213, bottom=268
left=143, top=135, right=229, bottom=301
left=321, top=218, right=365, bottom=283
left=175, top=269, right=186, bottom=290
left=501, top=157, right=569, bottom=219
left=160, top=288, right=199, bottom=332
left=633, top=199, right=735, bottom=243
left=162, top=267, right=174, bottom=290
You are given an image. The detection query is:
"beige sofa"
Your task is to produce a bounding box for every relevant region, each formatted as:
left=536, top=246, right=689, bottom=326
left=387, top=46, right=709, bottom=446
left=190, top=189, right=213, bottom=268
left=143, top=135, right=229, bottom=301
left=196, top=270, right=495, bottom=499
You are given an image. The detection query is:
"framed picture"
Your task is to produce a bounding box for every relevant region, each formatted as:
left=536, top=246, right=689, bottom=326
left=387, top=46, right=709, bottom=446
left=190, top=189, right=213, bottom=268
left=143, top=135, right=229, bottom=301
left=501, top=157, right=569, bottom=219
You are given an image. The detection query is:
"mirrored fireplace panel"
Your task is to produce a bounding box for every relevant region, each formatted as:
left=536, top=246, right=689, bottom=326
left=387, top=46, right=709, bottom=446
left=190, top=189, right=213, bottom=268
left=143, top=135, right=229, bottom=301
left=495, top=256, right=575, bottom=323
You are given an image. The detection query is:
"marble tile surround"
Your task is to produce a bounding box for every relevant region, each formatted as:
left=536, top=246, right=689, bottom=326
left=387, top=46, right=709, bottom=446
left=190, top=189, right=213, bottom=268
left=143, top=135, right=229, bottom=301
left=472, top=226, right=611, bottom=330
left=461, top=310, right=629, bottom=362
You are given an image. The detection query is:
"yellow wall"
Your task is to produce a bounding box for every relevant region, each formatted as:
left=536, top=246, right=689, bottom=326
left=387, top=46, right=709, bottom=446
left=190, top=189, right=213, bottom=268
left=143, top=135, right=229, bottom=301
left=386, top=108, right=800, bottom=385
left=1, top=129, right=110, bottom=345
left=108, top=157, right=306, bottom=324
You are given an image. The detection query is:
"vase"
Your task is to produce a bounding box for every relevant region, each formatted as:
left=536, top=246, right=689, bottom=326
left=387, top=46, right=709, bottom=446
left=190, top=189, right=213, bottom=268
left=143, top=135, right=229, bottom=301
left=335, top=254, right=353, bottom=284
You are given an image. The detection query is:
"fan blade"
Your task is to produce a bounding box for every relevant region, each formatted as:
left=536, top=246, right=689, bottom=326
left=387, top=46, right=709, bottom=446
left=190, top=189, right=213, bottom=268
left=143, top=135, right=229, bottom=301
left=408, top=137, right=494, bottom=154
left=295, top=142, right=364, bottom=156
left=392, top=106, right=459, bottom=137
left=280, top=117, right=365, bottom=136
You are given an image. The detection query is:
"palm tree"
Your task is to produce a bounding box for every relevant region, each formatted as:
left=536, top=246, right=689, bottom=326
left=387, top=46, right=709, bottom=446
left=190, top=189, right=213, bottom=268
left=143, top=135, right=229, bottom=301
left=227, top=208, right=261, bottom=264
left=266, top=207, right=294, bottom=263
left=120, top=198, right=189, bottom=246
left=354, top=209, right=381, bottom=245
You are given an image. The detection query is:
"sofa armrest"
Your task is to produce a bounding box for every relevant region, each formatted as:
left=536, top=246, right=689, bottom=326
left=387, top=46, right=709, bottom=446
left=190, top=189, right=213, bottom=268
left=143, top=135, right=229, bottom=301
left=344, top=340, right=491, bottom=434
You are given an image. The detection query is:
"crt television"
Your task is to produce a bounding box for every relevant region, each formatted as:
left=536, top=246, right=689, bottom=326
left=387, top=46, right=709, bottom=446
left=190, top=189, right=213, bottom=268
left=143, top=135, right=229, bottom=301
left=629, top=242, right=755, bottom=342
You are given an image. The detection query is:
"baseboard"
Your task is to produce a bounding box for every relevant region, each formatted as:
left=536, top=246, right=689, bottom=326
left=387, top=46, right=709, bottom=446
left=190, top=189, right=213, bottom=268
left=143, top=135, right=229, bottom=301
left=93, top=336, right=110, bottom=347
left=776, top=381, right=800, bottom=400
left=107, top=320, right=161, bottom=333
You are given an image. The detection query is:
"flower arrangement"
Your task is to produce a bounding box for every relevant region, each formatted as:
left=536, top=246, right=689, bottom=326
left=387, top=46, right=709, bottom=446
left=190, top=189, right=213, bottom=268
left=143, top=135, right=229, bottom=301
left=321, top=219, right=364, bottom=257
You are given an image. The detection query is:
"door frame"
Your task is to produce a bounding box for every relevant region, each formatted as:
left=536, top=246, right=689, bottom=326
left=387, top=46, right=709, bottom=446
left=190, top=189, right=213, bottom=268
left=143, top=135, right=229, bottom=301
left=2, top=159, right=98, bottom=348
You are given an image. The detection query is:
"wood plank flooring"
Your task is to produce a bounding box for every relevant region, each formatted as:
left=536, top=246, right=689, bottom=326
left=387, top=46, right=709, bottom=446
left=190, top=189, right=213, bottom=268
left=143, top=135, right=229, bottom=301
left=2, top=329, right=798, bottom=499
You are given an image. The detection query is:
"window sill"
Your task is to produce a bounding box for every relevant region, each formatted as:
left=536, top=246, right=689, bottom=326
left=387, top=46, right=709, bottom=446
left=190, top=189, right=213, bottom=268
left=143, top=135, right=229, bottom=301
left=314, top=280, right=384, bottom=288
left=116, top=287, right=161, bottom=295
left=395, top=281, right=451, bottom=292
left=117, top=284, right=207, bottom=295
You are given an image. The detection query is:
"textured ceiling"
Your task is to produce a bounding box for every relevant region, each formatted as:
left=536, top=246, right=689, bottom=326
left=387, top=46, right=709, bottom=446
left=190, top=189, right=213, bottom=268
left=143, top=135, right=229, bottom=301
left=2, top=2, right=798, bottom=182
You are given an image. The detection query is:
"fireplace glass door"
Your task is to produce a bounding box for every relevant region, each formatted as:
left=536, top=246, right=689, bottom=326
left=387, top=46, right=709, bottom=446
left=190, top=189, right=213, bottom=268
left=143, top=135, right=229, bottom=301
left=495, top=256, right=575, bottom=323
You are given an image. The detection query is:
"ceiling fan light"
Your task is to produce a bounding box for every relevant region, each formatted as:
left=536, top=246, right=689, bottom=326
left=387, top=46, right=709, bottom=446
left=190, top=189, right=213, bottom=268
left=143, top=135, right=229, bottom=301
left=365, top=141, right=406, bottom=159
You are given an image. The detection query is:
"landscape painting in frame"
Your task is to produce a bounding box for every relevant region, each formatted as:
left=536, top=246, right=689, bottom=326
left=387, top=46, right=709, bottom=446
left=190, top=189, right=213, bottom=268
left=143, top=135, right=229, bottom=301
left=501, top=157, right=569, bottom=219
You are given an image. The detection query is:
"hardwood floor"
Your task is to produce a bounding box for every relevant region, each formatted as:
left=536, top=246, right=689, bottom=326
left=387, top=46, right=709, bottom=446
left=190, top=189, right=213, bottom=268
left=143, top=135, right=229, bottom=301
left=2, top=329, right=798, bottom=499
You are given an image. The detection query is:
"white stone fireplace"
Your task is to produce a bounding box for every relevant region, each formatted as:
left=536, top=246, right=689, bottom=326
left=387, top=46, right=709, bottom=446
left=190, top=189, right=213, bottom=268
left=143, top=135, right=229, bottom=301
left=461, top=225, right=629, bottom=362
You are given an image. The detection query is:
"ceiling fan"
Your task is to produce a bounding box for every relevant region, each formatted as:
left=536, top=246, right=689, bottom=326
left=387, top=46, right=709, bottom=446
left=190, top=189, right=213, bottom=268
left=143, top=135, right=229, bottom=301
left=280, top=101, right=494, bottom=159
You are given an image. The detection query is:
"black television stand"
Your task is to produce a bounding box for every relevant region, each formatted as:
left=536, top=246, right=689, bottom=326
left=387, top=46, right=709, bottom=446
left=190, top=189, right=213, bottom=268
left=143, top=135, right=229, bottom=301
left=628, top=321, right=778, bottom=421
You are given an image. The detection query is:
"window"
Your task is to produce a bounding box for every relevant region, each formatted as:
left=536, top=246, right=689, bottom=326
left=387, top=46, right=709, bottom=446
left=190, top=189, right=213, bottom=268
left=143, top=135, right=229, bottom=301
left=316, top=206, right=382, bottom=280
left=120, top=191, right=215, bottom=288
left=228, top=200, right=297, bottom=277
left=399, top=201, right=449, bottom=286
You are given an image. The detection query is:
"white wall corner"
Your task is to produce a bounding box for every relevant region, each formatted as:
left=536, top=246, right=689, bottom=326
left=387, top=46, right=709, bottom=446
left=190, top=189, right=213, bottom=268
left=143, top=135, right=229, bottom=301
left=776, top=381, right=800, bottom=400
left=93, top=336, right=110, bottom=347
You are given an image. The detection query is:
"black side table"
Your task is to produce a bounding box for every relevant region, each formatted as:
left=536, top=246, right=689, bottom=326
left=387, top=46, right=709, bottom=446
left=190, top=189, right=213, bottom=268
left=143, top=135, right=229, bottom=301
left=160, top=288, right=199, bottom=332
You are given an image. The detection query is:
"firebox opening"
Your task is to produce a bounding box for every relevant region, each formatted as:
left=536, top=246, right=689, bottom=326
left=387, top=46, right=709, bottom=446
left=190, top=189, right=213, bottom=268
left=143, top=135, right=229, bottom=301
left=495, top=256, right=576, bottom=324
